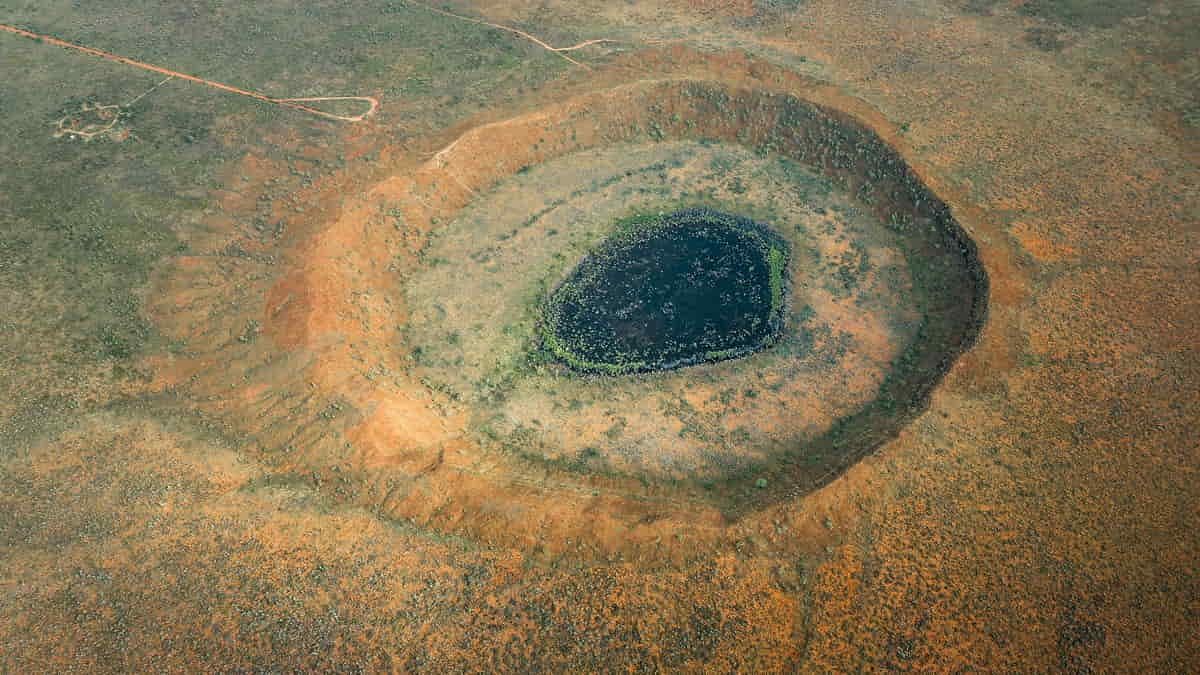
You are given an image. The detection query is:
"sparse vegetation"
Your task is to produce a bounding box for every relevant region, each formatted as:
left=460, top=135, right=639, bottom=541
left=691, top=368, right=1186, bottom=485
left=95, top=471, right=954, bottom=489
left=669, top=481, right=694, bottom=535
left=1018, top=0, right=1148, bottom=29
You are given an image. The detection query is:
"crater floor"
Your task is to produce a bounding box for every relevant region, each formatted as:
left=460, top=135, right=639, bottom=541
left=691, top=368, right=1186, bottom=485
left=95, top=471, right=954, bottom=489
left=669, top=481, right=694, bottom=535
left=404, top=138, right=975, bottom=485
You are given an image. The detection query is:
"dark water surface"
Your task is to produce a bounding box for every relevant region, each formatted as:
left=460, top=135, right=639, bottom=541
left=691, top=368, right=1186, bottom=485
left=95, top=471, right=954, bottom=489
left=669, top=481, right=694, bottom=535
left=546, top=209, right=788, bottom=373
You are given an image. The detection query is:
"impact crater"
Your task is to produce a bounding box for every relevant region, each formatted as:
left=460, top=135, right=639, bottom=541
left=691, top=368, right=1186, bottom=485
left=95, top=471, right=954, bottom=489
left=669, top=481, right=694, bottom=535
left=154, top=63, right=991, bottom=558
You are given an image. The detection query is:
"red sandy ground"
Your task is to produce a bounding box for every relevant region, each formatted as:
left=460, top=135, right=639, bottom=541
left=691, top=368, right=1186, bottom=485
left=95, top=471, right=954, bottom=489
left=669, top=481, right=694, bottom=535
left=1, top=1, right=1196, bottom=671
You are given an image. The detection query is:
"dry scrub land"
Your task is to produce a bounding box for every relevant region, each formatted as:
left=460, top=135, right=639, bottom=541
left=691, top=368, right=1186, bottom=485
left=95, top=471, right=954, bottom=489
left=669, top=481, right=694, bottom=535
left=0, top=0, right=1196, bottom=671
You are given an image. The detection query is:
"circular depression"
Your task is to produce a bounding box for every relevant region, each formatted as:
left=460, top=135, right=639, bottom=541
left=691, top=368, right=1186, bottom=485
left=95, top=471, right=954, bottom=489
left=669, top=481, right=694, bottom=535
left=403, top=134, right=985, bottom=490
left=165, top=75, right=991, bottom=552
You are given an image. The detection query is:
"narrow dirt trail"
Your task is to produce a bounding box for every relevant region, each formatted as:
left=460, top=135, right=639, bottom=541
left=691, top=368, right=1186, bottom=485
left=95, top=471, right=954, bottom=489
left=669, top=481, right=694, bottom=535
left=0, top=22, right=379, bottom=122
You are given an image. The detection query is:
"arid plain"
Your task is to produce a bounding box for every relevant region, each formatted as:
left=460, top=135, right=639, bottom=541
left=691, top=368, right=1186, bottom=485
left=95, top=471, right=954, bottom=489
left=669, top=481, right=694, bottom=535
left=1, top=0, right=1196, bottom=670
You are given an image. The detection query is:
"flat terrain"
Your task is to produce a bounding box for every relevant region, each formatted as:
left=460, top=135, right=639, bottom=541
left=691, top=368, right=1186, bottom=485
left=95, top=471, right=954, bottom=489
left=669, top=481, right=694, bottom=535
left=1, top=0, right=1196, bottom=671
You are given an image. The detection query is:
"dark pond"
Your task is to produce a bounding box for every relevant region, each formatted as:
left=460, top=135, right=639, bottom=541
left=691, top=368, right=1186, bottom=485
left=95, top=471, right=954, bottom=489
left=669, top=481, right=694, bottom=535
left=544, top=209, right=788, bottom=374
